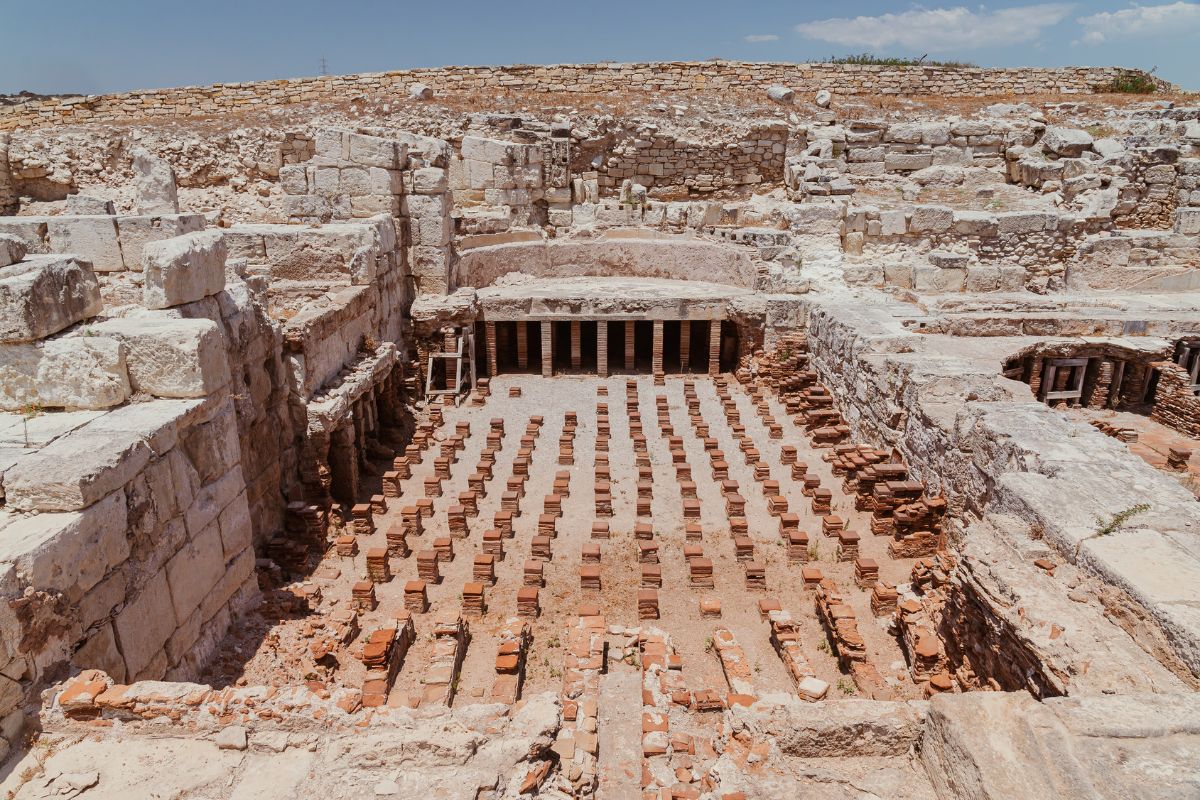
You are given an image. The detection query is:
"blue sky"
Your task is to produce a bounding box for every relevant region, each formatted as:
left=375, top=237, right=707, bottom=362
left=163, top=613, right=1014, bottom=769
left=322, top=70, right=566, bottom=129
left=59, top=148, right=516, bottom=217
left=2, top=1, right=1198, bottom=93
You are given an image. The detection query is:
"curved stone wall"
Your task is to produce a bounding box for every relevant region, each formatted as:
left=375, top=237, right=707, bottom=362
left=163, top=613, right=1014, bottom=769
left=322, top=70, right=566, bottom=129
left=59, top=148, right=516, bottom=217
left=452, top=235, right=758, bottom=290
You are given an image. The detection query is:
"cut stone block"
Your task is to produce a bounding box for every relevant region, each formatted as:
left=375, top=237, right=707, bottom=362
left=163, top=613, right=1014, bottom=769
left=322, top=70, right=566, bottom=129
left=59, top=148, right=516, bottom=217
left=0, top=233, right=26, bottom=268
left=46, top=216, right=124, bottom=272
left=0, top=336, right=130, bottom=411
left=90, top=316, right=229, bottom=398
left=0, top=254, right=102, bottom=343
left=142, top=230, right=227, bottom=309
left=114, top=213, right=206, bottom=272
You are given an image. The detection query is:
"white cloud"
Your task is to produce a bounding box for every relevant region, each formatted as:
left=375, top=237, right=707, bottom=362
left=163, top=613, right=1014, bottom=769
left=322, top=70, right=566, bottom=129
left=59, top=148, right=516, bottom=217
left=1078, top=2, right=1200, bottom=44
left=794, top=4, right=1075, bottom=51
left=744, top=34, right=780, bottom=43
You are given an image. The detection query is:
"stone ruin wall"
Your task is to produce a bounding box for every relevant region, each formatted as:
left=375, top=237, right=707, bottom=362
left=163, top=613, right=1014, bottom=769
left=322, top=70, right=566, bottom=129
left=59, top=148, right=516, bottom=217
left=0, top=131, right=431, bottom=761
left=800, top=301, right=1200, bottom=689
left=0, top=62, right=1172, bottom=131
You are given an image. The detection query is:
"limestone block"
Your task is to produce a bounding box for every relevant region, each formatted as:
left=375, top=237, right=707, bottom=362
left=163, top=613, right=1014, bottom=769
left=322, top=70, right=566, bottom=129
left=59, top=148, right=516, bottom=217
left=0, top=489, right=129, bottom=597
left=996, top=212, right=1057, bottom=236
left=910, top=205, right=954, bottom=233
left=847, top=146, right=885, bottom=163
left=132, top=147, right=180, bottom=215
left=142, top=230, right=227, bottom=310
left=90, top=317, right=229, bottom=398
left=0, top=234, right=26, bottom=268
left=953, top=211, right=999, bottom=237
left=461, top=136, right=516, bottom=166
left=113, top=568, right=176, bottom=680
left=0, top=255, right=102, bottom=343
left=913, top=264, right=966, bottom=293
left=72, top=623, right=126, bottom=682
left=278, top=165, right=308, bottom=195
left=0, top=218, right=49, bottom=253
left=348, top=134, right=405, bottom=170
left=46, top=216, right=124, bottom=272
left=217, top=490, right=252, bottom=558
left=65, top=195, right=115, bottom=215
left=884, top=152, right=933, bottom=171
left=766, top=85, right=795, bottom=104
left=879, top=210, right=908, bottom=236
left=411, top=167, right=447, bottom=195
left=790, top=203, right=844, bottom=235
left=408, top=82, right=433, bottom=100
left=1041, top=127, right=1093, bottom=158
left=0, top=336, right=129, bottom=411
left=165, top=520, right=226, bottom=626
left=313, top=128, right=348, bottom=161
left=1175, top=208, right=1200, bottom=235
left=115, top=213, right=206, bottom=271
left=4, top=429, right=150, bottom=512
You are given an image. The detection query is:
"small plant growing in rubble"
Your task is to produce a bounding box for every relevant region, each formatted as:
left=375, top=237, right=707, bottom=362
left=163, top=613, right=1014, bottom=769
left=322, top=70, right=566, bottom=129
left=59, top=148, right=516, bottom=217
left=19, top=402, right=45, bottom=448
left=704, top=636, right=714, bottom=652
left=1094, top=503, right=1151, bottom=537
left=808, top=542, right=821, bottom=562
left=838, top=679, right=856, bottom=695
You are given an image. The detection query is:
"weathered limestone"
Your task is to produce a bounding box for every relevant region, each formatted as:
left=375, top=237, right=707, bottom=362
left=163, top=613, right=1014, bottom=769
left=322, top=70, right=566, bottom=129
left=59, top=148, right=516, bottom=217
left=90, top=316, right=230, bottom=398
left=131, top=147, right=180, bottom=214
left=0, top=255, right=102, bottom=342
left=142, top=230, right=227, bottom=309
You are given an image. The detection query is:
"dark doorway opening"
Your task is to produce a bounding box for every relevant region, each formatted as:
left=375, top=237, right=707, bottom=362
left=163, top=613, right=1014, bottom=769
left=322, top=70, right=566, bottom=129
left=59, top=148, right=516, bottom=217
left=663, top=321, right=682, bottom=373
left=528, top=321, right=544, bottom=373
left=580, top=321, right=598, bottom=373
left=688, top=321, right=710, bottom=372
left=608, top=322, right=626, bottom=372
left=719, top=321, right=740, bottom=373
left=634, top=321, right=654, bottom=372
left=552, top=321, right=572, bottom=372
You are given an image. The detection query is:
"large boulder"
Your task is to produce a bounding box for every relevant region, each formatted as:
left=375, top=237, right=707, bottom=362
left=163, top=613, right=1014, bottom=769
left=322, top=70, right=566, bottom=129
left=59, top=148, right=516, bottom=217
left=142, top=230, right=227, bottom=309
left=0, top=255, right=102, bottom=343
left=131, top=147, right=180, bottom=215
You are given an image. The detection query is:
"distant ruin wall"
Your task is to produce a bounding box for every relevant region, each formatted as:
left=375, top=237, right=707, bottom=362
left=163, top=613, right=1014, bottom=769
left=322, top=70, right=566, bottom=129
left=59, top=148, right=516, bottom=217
left=0, top=62, right=1172, bottom=130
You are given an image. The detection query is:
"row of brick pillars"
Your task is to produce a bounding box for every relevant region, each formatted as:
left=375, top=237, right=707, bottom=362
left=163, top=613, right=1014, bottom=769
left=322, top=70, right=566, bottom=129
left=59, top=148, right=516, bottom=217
left=480, top=319, right=724, bottom=377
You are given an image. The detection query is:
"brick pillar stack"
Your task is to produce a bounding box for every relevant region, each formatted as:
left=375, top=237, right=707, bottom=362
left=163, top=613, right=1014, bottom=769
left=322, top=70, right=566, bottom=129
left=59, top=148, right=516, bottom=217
left=708, top=320, right=722, bottom=375
left=652, top=320, right=664, bottom=375
left=570, top=320, right=581, bottom=369
left=485, top=321, right=498, bottom=378
left=625, top=321, right=635, bottom=371
left=597, top=321, right=608, bottom=377
left=541, top=321, right=553, bottom=377
left=679, top=320, right=691, bottom=372
left=517, top=321, right=529, bottom=369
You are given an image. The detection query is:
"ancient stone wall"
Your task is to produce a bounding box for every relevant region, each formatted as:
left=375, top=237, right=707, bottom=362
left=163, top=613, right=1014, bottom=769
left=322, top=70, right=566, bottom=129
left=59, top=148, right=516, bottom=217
left=0, top=62, right=1172, bottom=131
left=1149, top=360, right=1200, bottom=437
left=578, top=121, right=790, bottom=195
left=804, top=299, right=1200, bottom=684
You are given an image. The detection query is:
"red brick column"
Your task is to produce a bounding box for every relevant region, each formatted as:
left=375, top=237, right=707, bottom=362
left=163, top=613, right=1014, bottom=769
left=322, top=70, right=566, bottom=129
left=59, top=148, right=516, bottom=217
left=625, top=321, right=635, bottom=372
left=708, top=320, right=722, bottom=375
left=679, top=321, right=691, bottom=373
left=485, top=321, right=498, bottom=377
left=570, top=321, right=582, bottom=369
left=541, top=321, right=553, bottom=377
left=652, top=320, right=664, bottom=375
left=597, top=321, right=609, bottom=377
left=517, top=322, right=529, bottom=369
